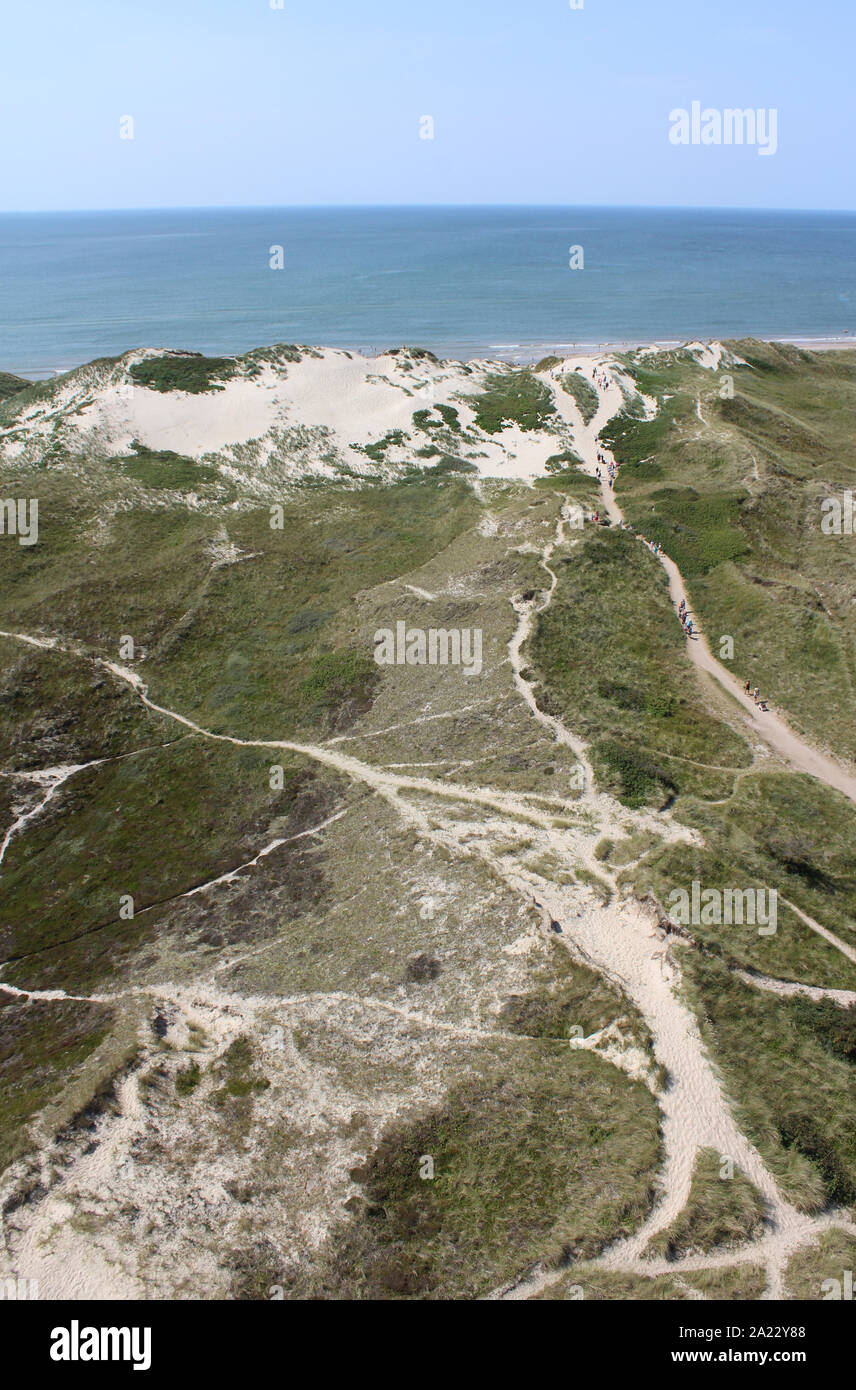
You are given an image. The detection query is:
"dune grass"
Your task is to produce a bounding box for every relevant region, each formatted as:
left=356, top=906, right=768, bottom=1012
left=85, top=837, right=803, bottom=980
left=0, top=473, right=481, bottom=742
left=559, top=370, right=600, bottom=425
left=290, top=1039, right=661, bottom=1300
left=0, top=371, right=30, bottom=402
left=0, top=740, right=342, bottom=993
left=527, top=526, right=752, bottom=807
left=0, top=995, right=115, bottom=1173
left=466, top=368, right=558, bottom=434
left=611, top=342, right=856, bottom=761
left=784, top=1230, right=856, bottom=1299
left=682, top=953, right=856, bottom=1212
left=128, top=353, right=240, bottom=394
left=112, top=446, right=221, bottom=491
left=645, top=1148, right=766, bottom=1259
left=537, top=1262, right=767, bottom=1301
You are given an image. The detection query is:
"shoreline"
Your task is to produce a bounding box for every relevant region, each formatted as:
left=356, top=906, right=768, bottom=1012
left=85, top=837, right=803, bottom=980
left=7, top=333, right=856, bottom=382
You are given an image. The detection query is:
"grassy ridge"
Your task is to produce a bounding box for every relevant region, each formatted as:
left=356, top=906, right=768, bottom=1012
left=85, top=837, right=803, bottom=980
left=0, top=371, right=31, bottom=402
left=0, top=741, right=341, bottom=989
left=0, top=995, right=115, bottom=1172
left=290, top=1041, right=660, bottom=1299
left=559, top=370, right=600, bottom=424
left=0, top=474, right=481, bottom=741
left=645, top=1148, right=766, bottom=1259
left=684, top=953, right=856, bottom=1211
left=527, top=526, right=752, bottom=807
left=610, top=342, right=856, bottom=760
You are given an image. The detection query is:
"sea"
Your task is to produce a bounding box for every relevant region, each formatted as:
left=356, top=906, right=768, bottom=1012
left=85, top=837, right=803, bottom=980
left=1, top=205, right=854, bottom=377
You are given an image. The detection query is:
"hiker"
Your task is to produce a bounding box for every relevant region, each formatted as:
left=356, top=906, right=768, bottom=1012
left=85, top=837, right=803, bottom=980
left=744, top=680, right=751, bottom=695
left=593, top=510, right=599, bottom=524
left=753, top=687, right=760, bottom=705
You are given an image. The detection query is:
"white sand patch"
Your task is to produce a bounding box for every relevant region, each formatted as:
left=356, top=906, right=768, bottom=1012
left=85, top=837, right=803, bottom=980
left=501, top=931, right=543, bottom=957
left=684, top=340, right=749, bottom=371
left=0, top=345, right=587, bottom=485
left=734, top=969, right=856, bottom=1007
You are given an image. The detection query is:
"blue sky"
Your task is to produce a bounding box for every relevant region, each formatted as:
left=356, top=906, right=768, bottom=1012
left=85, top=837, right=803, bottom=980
left=2, top=0, right=853, bottom=211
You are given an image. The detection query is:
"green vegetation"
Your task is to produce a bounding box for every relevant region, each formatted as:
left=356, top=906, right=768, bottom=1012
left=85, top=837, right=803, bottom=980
left=0, top=995, right=114, bottom=1172
left=611, top=341, right=856, bottom=760
left=411, top=404, right=462, bottom=435
left=293, top=1041, right=660, bottom=1299
left=0, top=472, right=480, bottom=743
left=628, top=487, right=750, bottom=578
left=435, top=404, right=462, bottom=432
left=358, top=429, right=410, bottom=463
left=0, top=371, right=30, bottom=401
left=0, top=639, right=176, bottom=772
left=112, top=446, right=221, bottom=491
left=544, top=449, right=584, bottom=473
left=626, top=772, right=856, bottom=982
left=499, top=944, right=652, bottom=1052
left=527, top=526, right=752, bottom=807
left=538, top=1262, right=767, bottom=1300
left=175, top=1060, right=201, bottom=1095
left=645, top=1148, right=766, bottom=1259
left=559, top=371, right=599, bottom=424
left=299, top=647, right=380, bottom=728
left=467, top=369, right=557, bottom=434
left=784, top=1230, right=856, bottom=1299
left=683, top=954, right=856, bottom=1211
left=0, top=742, right=340, bottom=993
left=129, top=353, right=239, bottom=394
left=209, top=1036, right=271, bottom=1142
left=412, top=454, right=477, bottom=478
left=535, top=468, right=599, bottom=502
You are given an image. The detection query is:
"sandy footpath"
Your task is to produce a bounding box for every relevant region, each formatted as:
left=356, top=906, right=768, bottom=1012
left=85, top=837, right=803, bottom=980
left=540, top=356, right=856, bottom=807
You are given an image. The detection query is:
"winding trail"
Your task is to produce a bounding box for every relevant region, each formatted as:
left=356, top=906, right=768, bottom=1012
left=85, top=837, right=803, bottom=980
left=544, top=362, right=856, bottom=807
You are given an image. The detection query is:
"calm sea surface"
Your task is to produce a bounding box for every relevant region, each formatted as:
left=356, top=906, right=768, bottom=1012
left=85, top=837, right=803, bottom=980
left=1, top=206, right=854, bottom=374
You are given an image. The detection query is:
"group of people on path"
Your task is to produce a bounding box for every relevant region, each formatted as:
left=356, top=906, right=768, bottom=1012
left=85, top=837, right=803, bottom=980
left=743, top=679, right=768, bottom=711
left=677, top=597, right=695, bottom=638
left=595, top=449, right=619, bottom=490
left=635, top=530, right=664, bottom=558
left=578, top=374, right=772, bottom=708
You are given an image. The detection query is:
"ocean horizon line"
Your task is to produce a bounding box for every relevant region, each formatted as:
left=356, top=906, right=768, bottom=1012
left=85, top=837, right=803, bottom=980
left=3, top=201, right=856, bottom=217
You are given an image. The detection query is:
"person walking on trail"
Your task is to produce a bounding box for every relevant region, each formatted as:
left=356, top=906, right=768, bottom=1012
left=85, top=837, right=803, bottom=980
left=753, top=686, right=760, bottom=705
left=744, top=680, right=751, bottom=695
